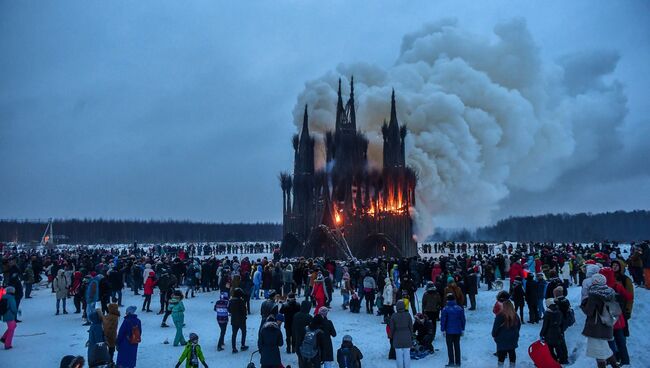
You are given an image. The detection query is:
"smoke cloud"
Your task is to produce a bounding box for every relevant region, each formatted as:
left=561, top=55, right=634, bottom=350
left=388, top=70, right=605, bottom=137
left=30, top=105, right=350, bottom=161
left=292, top=18, right=628, bottom=237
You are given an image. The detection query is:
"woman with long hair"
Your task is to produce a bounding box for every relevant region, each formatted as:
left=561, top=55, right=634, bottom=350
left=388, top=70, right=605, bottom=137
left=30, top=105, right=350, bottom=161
left=491, top=300, right=521, bottom=367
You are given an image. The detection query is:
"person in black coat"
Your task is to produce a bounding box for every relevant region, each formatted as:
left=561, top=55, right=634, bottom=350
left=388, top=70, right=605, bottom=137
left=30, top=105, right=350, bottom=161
left=260, top=290, right=279, bottom=330
left=280, top=293, right=301, bottom=354
left=98, top=275, right=111, bottom=315
left=524, top=273, right=539, bottom=323
left=316, top=308, right=337, bottom=367
left=293, top=300, right=314, bottom=368
left=108, top=268, right=124, bottom=306
left=540, top=298, right=565, bottom=363
left=511, top=277, right=525, bottom=324
left=257, top=315, right=284, bottom=368
left=464, top=269, right=478, bottom=310
left=302, top=316, right=327, bottom=368
left=413, top=313, right=434, bottom=352
left=398, top=276, right=417, bottom=314
left=491, top=300, right=521, bottom=365
left=228, top=288, right=249, bottom=353
left=336, top=335, right=363, bottom=368
left=544, top=271, right=565, bottom=299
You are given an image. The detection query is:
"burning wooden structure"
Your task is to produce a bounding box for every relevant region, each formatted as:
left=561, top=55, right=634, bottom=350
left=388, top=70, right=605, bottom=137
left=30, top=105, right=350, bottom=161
left=280, top=78, right=417, bottom=259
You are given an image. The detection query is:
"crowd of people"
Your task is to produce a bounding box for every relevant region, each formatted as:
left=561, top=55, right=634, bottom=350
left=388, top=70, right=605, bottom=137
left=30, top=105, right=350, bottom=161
left=0, top=240, right=649, bottom=368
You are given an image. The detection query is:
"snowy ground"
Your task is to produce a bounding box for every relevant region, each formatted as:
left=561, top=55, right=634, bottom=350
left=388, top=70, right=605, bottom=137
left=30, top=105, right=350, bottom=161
left=3, top=268, right=649, bottom=367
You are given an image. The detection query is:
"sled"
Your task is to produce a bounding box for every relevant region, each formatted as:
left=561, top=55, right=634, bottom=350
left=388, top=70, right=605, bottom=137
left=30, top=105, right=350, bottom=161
left=492, top=280, right=504, bottom=291
left=528, top=340, right=561, bottom=368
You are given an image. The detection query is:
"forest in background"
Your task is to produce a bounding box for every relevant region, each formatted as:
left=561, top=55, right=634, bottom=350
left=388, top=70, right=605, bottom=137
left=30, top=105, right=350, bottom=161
left=430, top=210, right=650, bottom=243
left=0, top=219, right=282, bottom=244
left=2, top=210, right=648, bottom=245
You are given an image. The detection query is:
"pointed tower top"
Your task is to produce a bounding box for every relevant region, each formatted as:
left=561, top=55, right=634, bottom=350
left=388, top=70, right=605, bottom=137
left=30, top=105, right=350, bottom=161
left=390, top=88, right=398, bottom=125
left=350, top=76, right=354, bottom=98
left=338, top=78, right=342, bottom=95
left=301, top=104, right=309, bottom=136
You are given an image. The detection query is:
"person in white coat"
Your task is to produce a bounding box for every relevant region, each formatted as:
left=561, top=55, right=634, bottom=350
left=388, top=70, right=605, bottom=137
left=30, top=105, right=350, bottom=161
left=560, top=261, right=571, bottom=289
left=383, top=277, right=395, bottom=321
left=53, top=269, right=70, bottom=315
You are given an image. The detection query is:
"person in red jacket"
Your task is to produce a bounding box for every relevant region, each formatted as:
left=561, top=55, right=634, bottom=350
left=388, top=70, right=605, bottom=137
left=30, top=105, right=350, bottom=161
left=431, top=263, right=443, bottom=283
left=600, top=267, right=633, bottom=365
left=142, top=271, right=156, bottom=312
left=509, top=259, right=524, bottom=286
left=312, top=273, right=326, bottom=315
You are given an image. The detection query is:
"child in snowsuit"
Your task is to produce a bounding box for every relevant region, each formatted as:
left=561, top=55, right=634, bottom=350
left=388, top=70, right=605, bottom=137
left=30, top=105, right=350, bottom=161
left=176, top=333, right=208, bottom=368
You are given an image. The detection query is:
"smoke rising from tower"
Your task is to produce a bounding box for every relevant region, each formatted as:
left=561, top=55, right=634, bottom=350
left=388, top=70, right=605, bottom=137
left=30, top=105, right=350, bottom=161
left=292, top=18, right=628, bottom=238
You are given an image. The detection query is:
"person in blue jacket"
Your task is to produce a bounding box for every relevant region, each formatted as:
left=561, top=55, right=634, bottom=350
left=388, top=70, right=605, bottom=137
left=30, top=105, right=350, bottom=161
left=440, top=293, right=465, bottom=367
left=116, top=306, right=142, bottom=368
left=1, top=286, right=18, bottom=349
left=253, top=265, right=262, bottom=300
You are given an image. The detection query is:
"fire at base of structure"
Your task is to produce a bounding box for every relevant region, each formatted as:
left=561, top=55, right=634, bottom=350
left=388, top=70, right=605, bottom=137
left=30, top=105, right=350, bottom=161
left=280, top=78, right=417, bottom=259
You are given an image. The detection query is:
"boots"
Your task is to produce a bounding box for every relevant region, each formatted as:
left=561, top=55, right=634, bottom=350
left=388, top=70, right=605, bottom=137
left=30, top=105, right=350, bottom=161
left=597, top=360, right=608, bottom=368
left=607, top=356, right=620, bottom=368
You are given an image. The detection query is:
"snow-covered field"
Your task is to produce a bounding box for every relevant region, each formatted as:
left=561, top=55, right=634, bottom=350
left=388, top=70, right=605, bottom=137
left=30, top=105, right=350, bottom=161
left=3, top=265, right=649, bottom=367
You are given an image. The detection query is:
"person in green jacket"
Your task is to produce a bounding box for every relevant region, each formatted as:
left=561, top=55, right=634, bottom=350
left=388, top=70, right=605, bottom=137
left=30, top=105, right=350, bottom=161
left=169, top=293, right=187, bottom=346
left=175, top=333, right=208, bottom=368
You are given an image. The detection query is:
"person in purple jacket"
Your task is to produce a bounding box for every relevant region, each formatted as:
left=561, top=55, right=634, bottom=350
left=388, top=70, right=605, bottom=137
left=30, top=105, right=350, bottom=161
left=440, top=293, right=466, bottom=367
left=214, top=294, right=229, bottom=351
left=116, top=306, right=142, bottom=368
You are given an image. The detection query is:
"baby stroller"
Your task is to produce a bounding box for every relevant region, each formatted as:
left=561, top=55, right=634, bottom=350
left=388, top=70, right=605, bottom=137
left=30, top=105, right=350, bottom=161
left=246, top=350, right=292, bottom=368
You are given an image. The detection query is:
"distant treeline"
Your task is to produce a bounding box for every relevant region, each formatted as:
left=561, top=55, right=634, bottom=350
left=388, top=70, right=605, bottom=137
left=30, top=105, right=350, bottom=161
left=431, top=210, right=650, bottom=243
left=0, top=219, right=282, bottom=244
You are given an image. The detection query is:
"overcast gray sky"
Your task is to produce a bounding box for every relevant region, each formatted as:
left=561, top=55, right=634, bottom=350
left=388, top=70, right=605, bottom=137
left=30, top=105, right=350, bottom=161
left=1, top=1, right=648, bottom=229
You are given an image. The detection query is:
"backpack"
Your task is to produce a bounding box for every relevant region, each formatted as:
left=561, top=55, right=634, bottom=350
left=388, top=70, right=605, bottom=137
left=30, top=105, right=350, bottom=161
left=599, top=300, right=622, bottom=327
left=300, top=329, right=321, bottom=360
left=0, top=298, right=7, bottom=316
left=129, top=324, right=142, bottom=344
left=565, top=308, right=576, bottom=328
left=338, top=346, right=353, bottom=368
left=190, top=344, right=199, bottom=366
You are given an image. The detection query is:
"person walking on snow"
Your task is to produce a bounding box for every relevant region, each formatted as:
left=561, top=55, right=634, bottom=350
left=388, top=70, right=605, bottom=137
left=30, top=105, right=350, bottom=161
left=175, top=332, right=208, bottom=368
left=441, top=293, right=465, bottom=367
left=116, top=306, right=142, bottom=368
left=1, top=286, right=18, bottom=350
left=53, top=269, right=70, bottom=315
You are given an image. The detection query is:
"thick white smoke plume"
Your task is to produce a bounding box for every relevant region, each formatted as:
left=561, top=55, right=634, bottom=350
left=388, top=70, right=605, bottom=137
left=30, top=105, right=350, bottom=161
left=292, top=18, right=627, bottom=238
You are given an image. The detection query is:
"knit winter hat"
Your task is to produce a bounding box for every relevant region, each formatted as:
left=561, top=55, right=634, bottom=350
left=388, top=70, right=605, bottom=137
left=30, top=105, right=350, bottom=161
left=189, top=333, right=199, bottom=342
left=591, top=273, right=606, bottom=286
left=126, top=306, right=137, bottom=315
left=4, top=286, right=15, bottom=294
left=553, top=286, right=564, bottom=298
left=343, top=335, right=353, bottom=342
left=318, top=307, right=330, bottom=317
left=447, top=276, right=454, bottom=284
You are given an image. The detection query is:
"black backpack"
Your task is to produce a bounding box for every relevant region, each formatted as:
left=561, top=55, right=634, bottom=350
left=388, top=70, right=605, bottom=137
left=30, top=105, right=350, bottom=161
left=299, top=329, right=321, bottom=360
left=190, top=344, right=200, bottom=367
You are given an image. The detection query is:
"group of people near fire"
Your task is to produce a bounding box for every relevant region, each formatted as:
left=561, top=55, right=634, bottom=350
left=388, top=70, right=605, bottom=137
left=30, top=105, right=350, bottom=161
left=1, top=240, right=649, bottom=368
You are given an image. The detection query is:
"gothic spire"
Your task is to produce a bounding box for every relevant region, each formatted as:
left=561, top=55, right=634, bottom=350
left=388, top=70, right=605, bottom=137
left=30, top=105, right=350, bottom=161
left=388, top=88, right=400, bottom=138
left=335, top=78, right=343, bottom=134
left=348, top=76, right=356, bottom=130
left=300, top=104, right=309, bottom=140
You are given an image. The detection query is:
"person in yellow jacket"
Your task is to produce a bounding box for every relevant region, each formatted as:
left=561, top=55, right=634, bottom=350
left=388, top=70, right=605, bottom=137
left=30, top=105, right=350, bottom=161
left=176, top=333, right=208, bottom=368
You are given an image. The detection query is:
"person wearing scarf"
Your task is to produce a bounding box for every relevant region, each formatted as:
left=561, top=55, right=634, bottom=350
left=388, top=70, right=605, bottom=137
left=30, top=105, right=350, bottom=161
left=580, top=273, right=619, bottom=368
